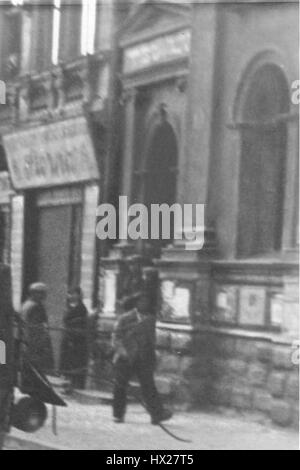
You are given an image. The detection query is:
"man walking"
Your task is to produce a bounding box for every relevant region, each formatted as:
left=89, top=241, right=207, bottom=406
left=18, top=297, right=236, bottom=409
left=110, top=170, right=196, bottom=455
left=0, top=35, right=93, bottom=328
left=112, top=290, right=172, bottom=425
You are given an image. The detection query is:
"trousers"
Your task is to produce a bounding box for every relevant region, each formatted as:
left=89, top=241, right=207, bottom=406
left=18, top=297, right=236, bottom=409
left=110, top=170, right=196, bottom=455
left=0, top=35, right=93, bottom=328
left=113, top=357, right=163, bottom=420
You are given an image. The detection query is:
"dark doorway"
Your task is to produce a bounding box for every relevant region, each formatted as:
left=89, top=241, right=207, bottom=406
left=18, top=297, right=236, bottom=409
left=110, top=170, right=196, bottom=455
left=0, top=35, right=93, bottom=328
left=142, top=119, right=179, bottom=257
left=23, top=193, right=82, bottom=369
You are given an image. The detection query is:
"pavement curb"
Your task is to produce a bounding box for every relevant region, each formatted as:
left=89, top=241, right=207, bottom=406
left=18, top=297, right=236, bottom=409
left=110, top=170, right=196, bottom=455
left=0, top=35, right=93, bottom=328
left=5, top=433, right=69, bottom=451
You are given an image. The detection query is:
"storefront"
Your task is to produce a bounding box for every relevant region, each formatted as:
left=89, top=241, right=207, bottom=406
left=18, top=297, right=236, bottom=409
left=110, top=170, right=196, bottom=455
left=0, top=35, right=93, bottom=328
left=3, top=115, right=99, bottom=365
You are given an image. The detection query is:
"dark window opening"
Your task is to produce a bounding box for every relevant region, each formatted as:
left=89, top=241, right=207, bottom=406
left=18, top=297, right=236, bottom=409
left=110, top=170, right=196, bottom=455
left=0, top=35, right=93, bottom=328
left=0, top=146, right=8, bottom=173
left=1, top=7, right=22, bottom=79
left=31, top=4, right=53, bottom=73
left=237, top=65, right=289, bottom=258
left=59, top=0, right=82, bottom=62
left=141, top=120, right=179, bottom=258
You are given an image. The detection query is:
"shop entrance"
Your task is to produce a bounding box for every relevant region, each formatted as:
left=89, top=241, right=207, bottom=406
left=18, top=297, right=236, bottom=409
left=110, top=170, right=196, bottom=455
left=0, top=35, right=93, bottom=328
left=24, top=188, right=83, bottom=369
left=37, top=205, right=72, bottom=368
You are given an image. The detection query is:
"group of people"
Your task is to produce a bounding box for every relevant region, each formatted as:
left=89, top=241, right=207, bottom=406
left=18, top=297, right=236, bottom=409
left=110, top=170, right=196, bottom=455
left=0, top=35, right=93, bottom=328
left=21, top=282, right=173, bottom=426
left=20, top=284, right=89, bottom=391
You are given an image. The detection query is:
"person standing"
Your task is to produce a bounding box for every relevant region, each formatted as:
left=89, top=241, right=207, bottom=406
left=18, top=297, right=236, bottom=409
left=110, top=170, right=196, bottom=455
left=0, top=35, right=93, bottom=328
left=112, top=291, right=173, bottom=425
left=21, top=283, right=54, bottom=374
left=60, top=288, right=88, bottom=391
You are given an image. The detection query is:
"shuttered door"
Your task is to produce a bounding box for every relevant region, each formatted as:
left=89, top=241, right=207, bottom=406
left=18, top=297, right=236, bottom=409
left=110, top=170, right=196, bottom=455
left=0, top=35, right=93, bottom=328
left=36, top=205, right=73, bottom=368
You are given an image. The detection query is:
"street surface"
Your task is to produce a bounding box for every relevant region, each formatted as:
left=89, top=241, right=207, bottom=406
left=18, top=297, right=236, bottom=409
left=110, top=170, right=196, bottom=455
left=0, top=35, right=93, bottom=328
left=4, top=398, right=299, bottom=451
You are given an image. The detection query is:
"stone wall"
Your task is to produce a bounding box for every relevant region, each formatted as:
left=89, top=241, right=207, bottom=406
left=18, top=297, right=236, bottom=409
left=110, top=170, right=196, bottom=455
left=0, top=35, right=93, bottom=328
left=155, top=325, right=299, bottom=429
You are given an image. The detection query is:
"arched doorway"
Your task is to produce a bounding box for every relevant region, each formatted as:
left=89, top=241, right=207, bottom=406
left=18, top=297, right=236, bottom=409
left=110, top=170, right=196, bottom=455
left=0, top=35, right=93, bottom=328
left=142, top=114, right=179, bottom=257
left=237, top=64, right=289, bottom=258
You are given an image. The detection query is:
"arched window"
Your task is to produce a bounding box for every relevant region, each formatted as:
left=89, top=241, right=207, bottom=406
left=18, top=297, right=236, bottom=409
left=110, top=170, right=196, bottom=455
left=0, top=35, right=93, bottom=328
left=237, top=64, right=289, bottom=258
left=141, top=112, right=179, bottom=257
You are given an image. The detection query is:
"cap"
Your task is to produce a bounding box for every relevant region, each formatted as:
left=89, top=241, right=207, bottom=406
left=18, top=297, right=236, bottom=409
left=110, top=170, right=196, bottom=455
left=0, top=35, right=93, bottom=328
left=29, top=283, right=47, bottom=294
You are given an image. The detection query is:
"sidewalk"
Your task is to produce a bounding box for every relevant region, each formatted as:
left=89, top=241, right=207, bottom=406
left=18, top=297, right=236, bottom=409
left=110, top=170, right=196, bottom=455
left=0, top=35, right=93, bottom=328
left=8, top=397, right=299, bottom=450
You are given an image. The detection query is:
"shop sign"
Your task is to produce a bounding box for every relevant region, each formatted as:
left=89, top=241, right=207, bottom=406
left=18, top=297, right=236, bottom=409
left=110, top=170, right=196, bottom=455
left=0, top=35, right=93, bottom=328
left=123, top=29, right=191, bottom=74
left=3, top=116, right=99, bottom=190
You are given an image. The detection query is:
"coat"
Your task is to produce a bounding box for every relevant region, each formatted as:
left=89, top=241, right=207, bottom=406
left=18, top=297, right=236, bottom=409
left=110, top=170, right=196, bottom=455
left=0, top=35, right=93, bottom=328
left=60, top=301, right=88, bottom=374
left=21, top=299, right=54, bottom=374
left=112, top=310, right=156, bottom=368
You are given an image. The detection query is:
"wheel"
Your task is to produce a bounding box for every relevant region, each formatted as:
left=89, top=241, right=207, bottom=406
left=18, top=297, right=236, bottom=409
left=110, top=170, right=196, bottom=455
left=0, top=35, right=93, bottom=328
left=12, top=397, right=48, bottom=434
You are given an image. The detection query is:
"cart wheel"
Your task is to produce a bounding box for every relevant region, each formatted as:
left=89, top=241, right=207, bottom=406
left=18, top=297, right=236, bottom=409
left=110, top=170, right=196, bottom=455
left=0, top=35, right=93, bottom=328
left=12, top=397, right=48, bottom=433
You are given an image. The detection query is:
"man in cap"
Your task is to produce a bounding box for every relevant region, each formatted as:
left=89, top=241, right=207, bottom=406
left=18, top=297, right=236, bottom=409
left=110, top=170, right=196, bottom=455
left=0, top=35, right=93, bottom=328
left=112, top=290, right=172, bottom=425
left=21, top=283, right=54, bottom=374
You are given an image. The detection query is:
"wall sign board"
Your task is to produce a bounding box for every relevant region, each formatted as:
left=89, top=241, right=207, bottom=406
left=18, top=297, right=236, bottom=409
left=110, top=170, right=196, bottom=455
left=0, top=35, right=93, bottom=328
left=3, top=117, right=99, bottom=190
left=239, top=287, right=266, bottom=326
left=123, top=29, right=191, bottom=74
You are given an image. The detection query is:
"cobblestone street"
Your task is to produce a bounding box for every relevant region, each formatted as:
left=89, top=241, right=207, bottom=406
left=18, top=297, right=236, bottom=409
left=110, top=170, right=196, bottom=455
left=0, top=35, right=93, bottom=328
left=5, top=399, right=299, bottom=451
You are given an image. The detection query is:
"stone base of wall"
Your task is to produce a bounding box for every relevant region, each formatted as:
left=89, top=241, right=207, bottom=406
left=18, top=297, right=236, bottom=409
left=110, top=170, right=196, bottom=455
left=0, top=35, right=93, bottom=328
left=93, top=317, right=298, bottom=429
left=155, top=324, right=299, bottom=429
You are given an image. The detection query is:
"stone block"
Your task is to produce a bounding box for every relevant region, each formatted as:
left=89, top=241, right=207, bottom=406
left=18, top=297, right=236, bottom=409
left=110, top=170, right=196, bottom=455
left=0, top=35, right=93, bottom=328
left=156, top=329, right=171, bottom=349
left=291, top=404, right=299, bottom=431
left=215, top=336, right=236, bottom=358
left=231, top=386, right=253, bottom=410
left=157, top=353, right=180, bottom=373
left=188, top=379, right=211, bottom=406
left=193, top=333, right=216, bottom=356
left=273, top=346, right=294, bottom=370
left=179, top=357, right=194, bottom=377
left=253, top=390, right=272, bottom=413
left=268, top=372, right=286, bottom=398
left=285, top=374, right=299, bottom=401
left=257, top=344, right=273, bottom=363
left=211, top=384, right=232, bottom=407
left=226, top=359, right=248, bottom=376
left=235, top=339, right=257, bottom=361
left=155, top=376, right=174, bottom=396
left=173, top=381, right=194, bottom=405
left=189, top=356, right=213, bottom=379
left=211, top=358, right=228, bottom=379
left=248, top=363, right=268, bottom=387
left=271, top=400, right=293, bottom=427
left=170, top=332, right=193, bottom=353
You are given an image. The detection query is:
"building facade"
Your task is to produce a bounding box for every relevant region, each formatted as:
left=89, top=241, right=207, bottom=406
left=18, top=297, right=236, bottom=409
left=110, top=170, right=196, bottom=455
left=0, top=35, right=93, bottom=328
left=98, top=0, right=299, bottom=427
left=0, top=0, right=132, bottom=367
left=0, top=0, right=299, bottom=426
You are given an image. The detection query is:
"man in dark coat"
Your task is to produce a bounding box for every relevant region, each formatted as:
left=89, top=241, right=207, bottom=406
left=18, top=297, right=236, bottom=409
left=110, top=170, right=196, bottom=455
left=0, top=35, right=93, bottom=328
left=21, top=283, right=54, bottom=374
left=112, top=291, right=172, bottom=425
left=60, top=287, right=88, bottom=390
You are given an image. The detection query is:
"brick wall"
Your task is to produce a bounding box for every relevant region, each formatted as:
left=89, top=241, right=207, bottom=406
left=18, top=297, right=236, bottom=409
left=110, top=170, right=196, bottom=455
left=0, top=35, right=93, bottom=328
left=155, top=325, right=299, bottom=428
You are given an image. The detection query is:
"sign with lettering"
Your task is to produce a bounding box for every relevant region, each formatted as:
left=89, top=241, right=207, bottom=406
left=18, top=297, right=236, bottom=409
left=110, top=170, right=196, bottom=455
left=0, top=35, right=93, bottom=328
left=214, top=285, right=238, bottom=324
left=239, top=287, right=266, bottom=326
left=123, top=29, right=191, bottom=74
left=0, top=172, right=12, bottom=204
left=3, top=117, right=99, bottom=190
